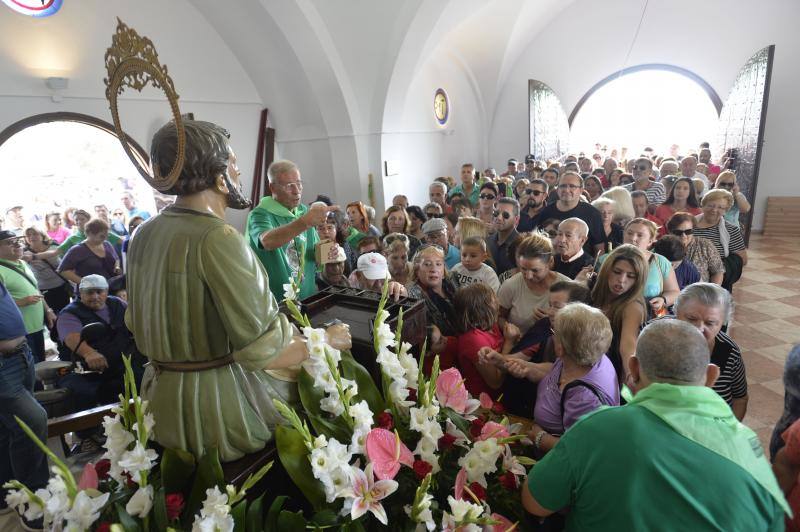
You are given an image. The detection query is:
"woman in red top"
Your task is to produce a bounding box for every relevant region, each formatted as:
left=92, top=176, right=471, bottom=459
left=453, top=283, right=519, bottom=399
left=654, top=177, right=701, bottom=235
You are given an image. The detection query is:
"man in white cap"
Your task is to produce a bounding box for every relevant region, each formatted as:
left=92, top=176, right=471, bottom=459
left=421, top=218, right=460, bottom=269
left=56, top=274, right=145, bottom=421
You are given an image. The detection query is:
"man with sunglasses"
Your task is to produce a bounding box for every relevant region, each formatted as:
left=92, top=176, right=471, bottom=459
left=518, top=179, right=549, bottom=232
left=487, top=198, right=521, bottom=283
left=624, top=157, right=666, bottom=205
left=532, top=172, right=607, bottom=257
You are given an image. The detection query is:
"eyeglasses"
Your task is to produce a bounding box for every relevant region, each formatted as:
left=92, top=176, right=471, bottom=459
left=479, top=194, right=496, bottom=200
left=275, top=180, right=303, bottom=190
left=493, top=210, right=512, bottom=220
left=635, top=165, right=649, bottom=171
left=717, top=182, right=734, bottom=189
left=671, top=229, right=693, bottom=236
left=426, top=212, right=443, bottom=219
left=557, top=183, right=581, bottom=190
left=525, top=189, right=545, bottom=196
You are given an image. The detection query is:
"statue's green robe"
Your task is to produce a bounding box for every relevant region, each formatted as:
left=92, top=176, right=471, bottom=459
left=125, top=206, right=297, bottom=462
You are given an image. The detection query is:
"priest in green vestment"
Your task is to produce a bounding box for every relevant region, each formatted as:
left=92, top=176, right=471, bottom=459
left=125, top=121, right=351, bottom=462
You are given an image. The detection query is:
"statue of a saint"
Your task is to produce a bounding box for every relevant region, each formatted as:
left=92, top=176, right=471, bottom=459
left=125, top=121, right=350, bottom=461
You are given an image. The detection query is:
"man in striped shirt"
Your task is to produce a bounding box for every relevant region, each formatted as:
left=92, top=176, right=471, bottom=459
left=624, top=156, right=666, bottom=205
left=673, top=283, right=748, bottom=419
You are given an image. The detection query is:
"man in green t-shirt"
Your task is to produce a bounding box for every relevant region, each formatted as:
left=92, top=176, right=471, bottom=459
left=523, top=319, right=788, bottom=531
left=247, top=160, right=338, bottom=301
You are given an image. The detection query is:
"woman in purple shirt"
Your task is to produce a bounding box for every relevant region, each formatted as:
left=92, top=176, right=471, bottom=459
left=506, top=302, right=619, bottom=455
left=58, top=218, right=121, bottom=285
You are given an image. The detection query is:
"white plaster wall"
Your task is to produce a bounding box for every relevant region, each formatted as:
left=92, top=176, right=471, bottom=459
left=489, top=0, right=800, bottom=230
left=380, top=49, right=485, bottom=209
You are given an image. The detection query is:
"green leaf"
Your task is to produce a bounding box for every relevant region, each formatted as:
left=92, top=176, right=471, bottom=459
left=235, top=460, right=273, bottom=503
left=152, top=487, right=168, bottom=532
left=245, top=494, right=264, bottom=532
left=160, top=447, right=196, bottom=494
left=297, top=369, right=350, bottom=442
left=443, top=407, right=470, bottom=436
left=184, top=447, right=225, bottom=528
left=340, top=350, right=385, bottom=414
left=115, top=502, right=141, bottom=532
left=277, top=509, right=307, bottom=529
left=231, top=499, right=247, bottom=532
left=275, top=425, right=326, bottom=510
left=265, top=495, right=288, bottom=531
left=310, top=508, right=338, bottom=527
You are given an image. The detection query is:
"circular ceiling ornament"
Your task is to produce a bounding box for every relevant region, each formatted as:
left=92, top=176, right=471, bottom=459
left=104, top=18, right=184, bottom=192
left=2, top=0, right=62, bottom=17
left=434, top=88, right=449, bottom=126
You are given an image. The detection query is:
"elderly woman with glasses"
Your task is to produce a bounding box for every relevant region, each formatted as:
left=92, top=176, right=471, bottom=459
left=666, top=212, right=724, bottom=285
left=715, top=171, right=751, bottom=226
left=380, top=206, right=420, bottom=257
left=694, top=189, right=747, bottom=291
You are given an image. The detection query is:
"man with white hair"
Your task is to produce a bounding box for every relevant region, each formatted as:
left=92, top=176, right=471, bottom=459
left=552, top=218, right=593, bottom=279
left=681, top=155, right=709, bottom=194
left=247, top=159, right=338, bottom=300
left=428, top=182, right=448, bottom=213
left=523, top=319, right=788, bottom=530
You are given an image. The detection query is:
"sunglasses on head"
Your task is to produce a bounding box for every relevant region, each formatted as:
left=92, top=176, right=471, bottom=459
left=493, top=210, right=512, bottom=220
left=671, top=229, right=693, bottom=236
left=479, top=193, right=496, bottom=200
left=383, top=233, right=409, bottom=246
left=525, top=189, right=545, bottom=196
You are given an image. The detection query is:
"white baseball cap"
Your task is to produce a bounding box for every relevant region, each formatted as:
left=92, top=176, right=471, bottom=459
left=357, top=252, right=389, bottom=280
left=80, top=274, right=109, bottom=291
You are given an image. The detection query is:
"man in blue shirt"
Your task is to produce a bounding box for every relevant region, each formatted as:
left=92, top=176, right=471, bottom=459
left=421, top=218, right=460, bottom=269
left=0, top=280, right=49, bottom=524
left=121, top=191, right=151, bottom=221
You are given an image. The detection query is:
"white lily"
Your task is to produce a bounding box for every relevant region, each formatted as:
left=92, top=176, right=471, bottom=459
left=341, top=463, right=398, bottom=525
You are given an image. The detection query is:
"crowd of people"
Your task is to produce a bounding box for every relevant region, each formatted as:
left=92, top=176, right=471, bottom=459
left=2, top=139, right=799, bottom=530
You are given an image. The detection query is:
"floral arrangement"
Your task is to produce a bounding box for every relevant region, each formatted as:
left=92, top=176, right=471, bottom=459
left=278, top=279, right=534, bottom=530
left=4, top=356, right=276, bottom=531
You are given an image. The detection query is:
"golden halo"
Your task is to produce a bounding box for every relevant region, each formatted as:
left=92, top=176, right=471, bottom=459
left=104, top=18, right=184, bottom=192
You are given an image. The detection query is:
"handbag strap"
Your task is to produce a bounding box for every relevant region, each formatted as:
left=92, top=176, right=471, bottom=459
left=0, top=261, right=39, bottom=291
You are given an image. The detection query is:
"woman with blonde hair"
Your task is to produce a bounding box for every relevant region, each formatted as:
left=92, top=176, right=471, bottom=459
left=498, top=232, right=570, bottom=336
left=714, top=170, right=751, bottom=226
left=407, top=245, right=458, bottom=336
left=453, top=216, right=488, bottom=247
left=591, top=244, right=648, bottom=385
left=695, top=188, right=747, bottom=291
left=600, top=186, right=635, bottom=222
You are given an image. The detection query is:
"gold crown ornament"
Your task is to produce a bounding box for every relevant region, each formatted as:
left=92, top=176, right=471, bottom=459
left=104, top=18, right=185, bottom=192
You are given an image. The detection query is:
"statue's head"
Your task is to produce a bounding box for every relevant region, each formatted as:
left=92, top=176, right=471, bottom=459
left=150, top=120, right=251, bottom=209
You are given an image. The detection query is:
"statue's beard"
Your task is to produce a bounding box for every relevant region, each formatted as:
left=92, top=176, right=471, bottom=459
left=224, top=175, right=252, bottom=210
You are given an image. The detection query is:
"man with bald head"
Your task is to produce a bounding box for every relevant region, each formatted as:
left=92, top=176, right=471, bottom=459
left=552, top=218, right=593, bottom=279
left=523, top=319, right=788, bottom=530
left=681, top=155, right=709, bottom=194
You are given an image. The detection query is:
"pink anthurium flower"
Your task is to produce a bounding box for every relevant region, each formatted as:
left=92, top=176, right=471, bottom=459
left=365, top=428, right=414, bottom=480
left=454, top=467, right=468, bottom=500
left=436, top=368, right=481, bottom=415
left=479, top=392, right=494, bottom=410
left=490, top=512, right=517, bottom=531
left=345, top=463, right=398, bottom=525
left=78, top=462, right=99, bottom=490
left=478, top=421, right=510, bottom=441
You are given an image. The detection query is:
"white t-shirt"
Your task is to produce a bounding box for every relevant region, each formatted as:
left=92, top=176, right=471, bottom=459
left=497, top=271, right=570, bottom=334
left=450, top=263, right=500, bottom=293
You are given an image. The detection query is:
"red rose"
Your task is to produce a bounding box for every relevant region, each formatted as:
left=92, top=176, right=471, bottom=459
left=412, top=459, right=433, bottom=480
left=376, top=411, right=394, bottom=431
left=499, top=471, right=518, bottom=490
left=491, top=402, right=506, bottom=415
left=165, top=492, right=185, bottom=521
left=468, top=482, right=486, bottom=501
left=469, top=418, right=486, bottom=439
left=438, top=433, right=457, bottom=450
left=94, top=459, right=111, bottom=480
left=407, top=388, right=417, bottom=401
left=96, top=522, right=112, bottom=532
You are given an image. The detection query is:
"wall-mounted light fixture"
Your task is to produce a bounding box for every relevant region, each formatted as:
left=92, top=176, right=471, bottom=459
left=45, top=76, right=69, bottom=102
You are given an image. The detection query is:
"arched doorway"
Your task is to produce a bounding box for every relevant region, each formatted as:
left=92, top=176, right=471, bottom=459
left=568, top=66, right=721, bottom=156
left=0, top=112, right=162, bottom=231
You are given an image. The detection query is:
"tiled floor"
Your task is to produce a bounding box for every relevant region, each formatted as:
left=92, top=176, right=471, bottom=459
left=731, top=234, right=800, bottom=452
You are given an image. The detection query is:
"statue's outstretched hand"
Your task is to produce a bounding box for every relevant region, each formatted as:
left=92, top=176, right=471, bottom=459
left=325, top=323, right=352, bottom=351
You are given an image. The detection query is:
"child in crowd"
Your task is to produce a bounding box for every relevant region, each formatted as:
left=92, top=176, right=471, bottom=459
left=450, top=236, right=500, bottom=292
left=452, top=283, right=519, bottom=399
left=653, top=234, right=700, bottom=290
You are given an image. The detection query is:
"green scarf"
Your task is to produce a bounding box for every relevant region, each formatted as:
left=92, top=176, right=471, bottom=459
left=630, top=383, right=790, bottom=514
left=258, top=196, right=301, bottom=218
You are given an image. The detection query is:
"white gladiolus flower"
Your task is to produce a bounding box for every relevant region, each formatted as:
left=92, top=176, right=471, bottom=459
left=118, top=442, right=159, bottom=477
left=283, top=282, right=297, bottom=301
left=132, top=413, right=155, bottom=439
left=447, top=495, right=484, bottom=522
left=349, top=400, right=374, bottom=430
left=4, top=489, right=29, bottom=513
left=63, top=491, right=110, bottom=531
left=126, top=485, right=154, bottom=518
left=320, top=395, right=345, bottom=417
left=102, top=415, right=134, bottom=455
left=192, top=486, right=234, bottom=532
